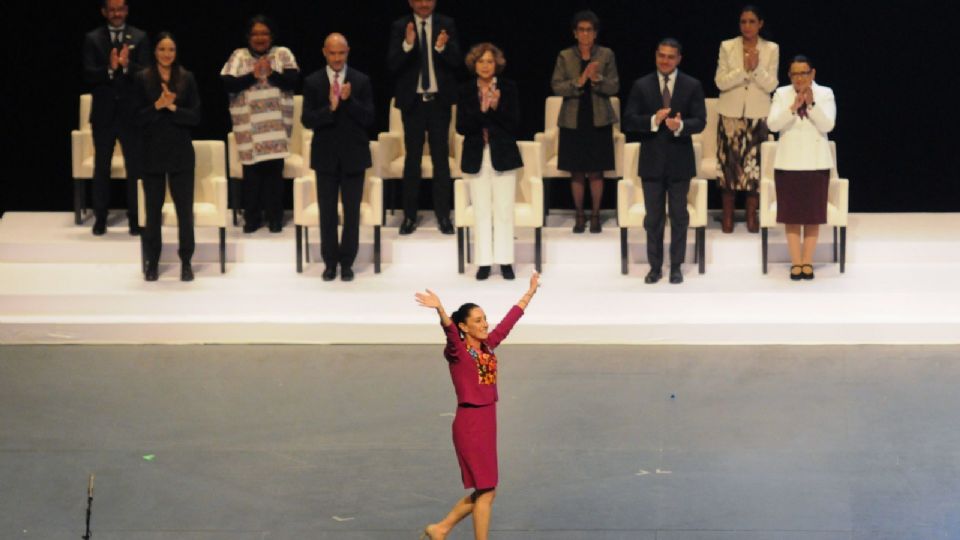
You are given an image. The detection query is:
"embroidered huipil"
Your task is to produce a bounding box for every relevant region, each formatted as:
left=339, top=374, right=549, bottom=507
left=442, top=305, right=524, bottom=406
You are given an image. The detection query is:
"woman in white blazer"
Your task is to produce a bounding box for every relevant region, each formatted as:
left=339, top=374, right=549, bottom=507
left=714, top=5, right=779, bottom=233
left=767, top=55, right=836, bottom=280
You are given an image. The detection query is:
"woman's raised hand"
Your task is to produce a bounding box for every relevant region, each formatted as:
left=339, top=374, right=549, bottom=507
left=415, top=288, right=443, bottom=310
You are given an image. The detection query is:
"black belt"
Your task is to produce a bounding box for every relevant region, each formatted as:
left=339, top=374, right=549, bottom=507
left=420, top=92, right=438, bottom=102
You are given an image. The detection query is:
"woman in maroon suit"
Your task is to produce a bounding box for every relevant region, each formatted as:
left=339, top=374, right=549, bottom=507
left=415, top=271, right=540, bottom=540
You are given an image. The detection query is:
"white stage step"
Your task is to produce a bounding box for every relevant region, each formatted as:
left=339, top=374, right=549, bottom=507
left=1, top=212, right=959, bottom=344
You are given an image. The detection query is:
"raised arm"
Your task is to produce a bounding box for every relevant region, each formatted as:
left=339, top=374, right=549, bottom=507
left=517, top=271, right=540, bottom=310
left=415, top=288, right=452, bottom=327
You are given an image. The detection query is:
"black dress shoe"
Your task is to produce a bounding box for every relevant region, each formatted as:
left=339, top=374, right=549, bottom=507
left=589, top=214, right=602, bottom=233
left=322, top=266, right=337, bottom=281
left=340, top=267, right=354, bottom=281
left=144, top=262, right=159, bottom=282
left=644, top=268, right=662, bottom=284
left=669, top=266, right=684, bottom=284
left=437, top=216, right=454, bottom=235
left=399, top=217, right=417, bottom=235
left=128, top=224, right=141, bottom=236
left=92, top=217, right=107, bottom=236
left=268, top=221, right=283, bottom=233
left=801, top=264, right=815, bottom=280
left=501, top=264, right=515, bottom=280
left=180, top=262, right=194, bottom=282
left=476, top=266, right=491, bottom=280
left=242, top=221, right=261, bottom=233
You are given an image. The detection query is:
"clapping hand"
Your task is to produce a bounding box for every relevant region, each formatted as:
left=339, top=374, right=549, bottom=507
left=339, top=82, right=352, bottom=101
left=156, top=82, right=177, bottom=111
left=118, top=44, right=130, bottom=68
left=654, top=107, right=671, bottom=126
left=109, top=47, right=120, bottom=70
left=587, top=61, right=602, bottom=82
left=665, top=112, right=682, bottom=132
left=744, top=49, right=759, bottom=72
left=329, top=83, right=340, bottom=111
left=801, top=87, right=814, bottom=106
left=254, top=57, right=273, bottom=80
left=436, top=29, right=449, bottom=49
left=405, top=22, right=416, bottom=46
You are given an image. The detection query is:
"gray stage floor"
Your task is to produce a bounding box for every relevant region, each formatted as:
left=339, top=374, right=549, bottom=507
left=2, top=345, right=959, bottom=539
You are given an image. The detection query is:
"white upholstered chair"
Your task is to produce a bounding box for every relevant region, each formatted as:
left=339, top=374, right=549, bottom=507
left=375, top=98, right=462, bottom=219
left=292, top=140, right=383, bottom=273
left=616, top=142, right=709, bottom=275
left=453, top=140, right=544, bottom=274
left=137, top=140, right=230, bottom=273
left=71, top=94, right=127, bottom=224
left=226, top=94, right=307, bottom=224
left=690, top=97, right=720, bottom=180
left=759, top=141, right=848, bottom=273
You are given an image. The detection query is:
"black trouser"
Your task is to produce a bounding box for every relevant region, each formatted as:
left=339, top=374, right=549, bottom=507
left=142, top=171, right=195, bottom=264
left=641, top=176, right=691, bottom=270
left=92, top=119, right=142, bottom=222
left=401, top=99, right=451, bottom=220
left=316, top=166, right=364, bottom=269
left=242, top=159, right=285, bottom=226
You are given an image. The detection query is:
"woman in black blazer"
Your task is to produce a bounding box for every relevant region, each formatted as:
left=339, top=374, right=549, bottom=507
left=135, top=32, right=201, bottom=282
left=456, top=43, right=523, bottom=281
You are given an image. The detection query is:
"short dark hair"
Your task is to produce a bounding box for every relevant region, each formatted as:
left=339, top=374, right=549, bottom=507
left=790, top=54, right=814, bottom=70
left=102, top=0, right=127, bottom=7
left=658, top=37, right=683, bottom=55
left=465, top=43, right=507, bottom=74
left=246, top=14, right=276, bottom=41
left=571, top=10, right=600, bottom=33
left=741, top=4, right=764, bottom=21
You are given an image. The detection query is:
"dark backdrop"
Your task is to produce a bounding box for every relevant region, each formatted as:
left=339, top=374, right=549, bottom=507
left=5, top=1, right=958, bottom=214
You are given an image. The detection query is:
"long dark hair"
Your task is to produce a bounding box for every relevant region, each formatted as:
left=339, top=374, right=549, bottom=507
left=146, top=31, right=185, bottom=94
left=451, top=303, right=480, bottom=340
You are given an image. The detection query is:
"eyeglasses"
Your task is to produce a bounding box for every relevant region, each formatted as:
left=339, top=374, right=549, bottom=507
left=575, top=27, right=596, bottom=33
left=789, top=71, right=812, bottom=78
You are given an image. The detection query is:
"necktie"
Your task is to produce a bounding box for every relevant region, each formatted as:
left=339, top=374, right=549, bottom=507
left=332, top=72, right=341, bottom=99
left=661, top=74, right=671, bottom=109
left=419, top=20, right=430, bottom=91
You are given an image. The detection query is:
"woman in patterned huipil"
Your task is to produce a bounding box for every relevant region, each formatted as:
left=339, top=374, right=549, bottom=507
left=221, top=15, right=299, bottom=233
left=714, top=5, right=779, bottom=233
left=415, top=271, right=540, bottom=540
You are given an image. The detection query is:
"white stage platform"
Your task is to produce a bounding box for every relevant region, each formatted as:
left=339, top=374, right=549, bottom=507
left=2, top=211, right=959, bottom=345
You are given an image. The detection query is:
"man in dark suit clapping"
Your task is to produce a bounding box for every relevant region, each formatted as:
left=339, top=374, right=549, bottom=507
left=386, top=0, right=461, bottom=235
left=82, top=0, right=150, bottom=235
left=302, top=34, right=375, bottom=282
left=624, top=38, right=706, bottom=285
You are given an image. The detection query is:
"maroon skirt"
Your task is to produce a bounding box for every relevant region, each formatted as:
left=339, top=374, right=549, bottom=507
left=774, top=169, right=830, bottom=224
left=452, top=403, right=497, bottom=490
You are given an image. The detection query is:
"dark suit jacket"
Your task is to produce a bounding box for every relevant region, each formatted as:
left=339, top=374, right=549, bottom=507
left=623, top=70, right=706, bottom=179
left=456, top=78, right=523, bottom=174
left=134, top=68, right=202, bottom=174
left=386, top=13, right=461, bottom=112
left=301, top=68, right=374, bottom=174
left=82, top=25, right=150, bottom=127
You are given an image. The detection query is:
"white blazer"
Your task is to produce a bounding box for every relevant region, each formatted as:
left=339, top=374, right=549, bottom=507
left=714, top=37, right=779, bottom=119
left=767, top=82, right=836, bottom=171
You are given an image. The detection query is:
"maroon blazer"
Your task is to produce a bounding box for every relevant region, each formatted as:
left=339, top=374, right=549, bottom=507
left=443, top=305, right=524, bottom=406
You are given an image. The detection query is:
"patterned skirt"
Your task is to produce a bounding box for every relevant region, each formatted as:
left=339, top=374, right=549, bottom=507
left=717, top=115, right=769, bottom=192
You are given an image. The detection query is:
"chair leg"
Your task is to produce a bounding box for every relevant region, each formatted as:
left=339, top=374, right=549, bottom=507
left=74, top=180, right=85, bottom=225
left=698, top=227, right=706, bottom=274
left=296, top=225, right=303, bottom=273
left=543, top=178, right=550, bottom=217
left=840, top=226, right=846, bottom=273
left=231, top=178, right=240, bottom=226
left=388, top=179, right=395, bottom=216
left=374, top=226, right=381, bottom=273
left=761, top=227, right=768, bottom=274
left=304, top=227, right=311, bottom=263
left=620, top=227, right=628, bottom=275
left=140, top=235, right=146, bottom=275
left=219, top=227, right=226, bottom=273
left=466, top=228, right=472, bottom=264
left=833, top=227, right=838, bottom=262
left=535, top=227, right=542, bottom=273
left=457, top=227, right=465, bottom=274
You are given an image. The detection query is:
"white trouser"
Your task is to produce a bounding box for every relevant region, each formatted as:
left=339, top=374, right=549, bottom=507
left=466, top=146, right=516, bottom=266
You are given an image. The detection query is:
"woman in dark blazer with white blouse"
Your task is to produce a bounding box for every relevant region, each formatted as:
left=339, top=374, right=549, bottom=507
left=457, top=43, right=523, bottom=281
left=135, top=32, right=201, bottom=282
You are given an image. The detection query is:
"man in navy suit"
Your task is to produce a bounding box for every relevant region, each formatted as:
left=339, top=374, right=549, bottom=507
left=386, top=0, right=461, bottom=235
left=624, top=38, right=706, bottom=284
left=302, top=33, right=375, bottom=282
left=82, top=0, right=150, bottom=235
